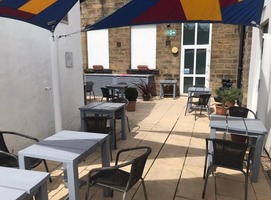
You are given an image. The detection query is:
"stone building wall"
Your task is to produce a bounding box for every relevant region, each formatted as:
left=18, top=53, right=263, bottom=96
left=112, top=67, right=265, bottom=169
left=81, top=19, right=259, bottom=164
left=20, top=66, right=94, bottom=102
left=80, top=0, right=247, bottom=98
left=210, top=24, right=240, bottom=94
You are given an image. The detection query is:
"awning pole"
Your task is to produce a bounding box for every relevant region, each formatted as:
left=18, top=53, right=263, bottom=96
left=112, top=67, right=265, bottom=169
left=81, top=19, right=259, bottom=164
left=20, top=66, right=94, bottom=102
left=50, top=34, right=63, bottom=132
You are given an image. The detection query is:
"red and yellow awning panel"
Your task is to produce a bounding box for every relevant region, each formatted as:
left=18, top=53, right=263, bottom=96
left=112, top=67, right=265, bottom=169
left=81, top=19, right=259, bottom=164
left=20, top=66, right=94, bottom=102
left=0, top=0, right=78, bottom=32
left=85, top=0, right=264, bottom=31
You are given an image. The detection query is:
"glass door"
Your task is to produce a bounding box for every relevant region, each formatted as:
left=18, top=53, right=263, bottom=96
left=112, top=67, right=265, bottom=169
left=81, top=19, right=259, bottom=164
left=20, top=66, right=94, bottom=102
left=180, top=23, right=212, bottom=94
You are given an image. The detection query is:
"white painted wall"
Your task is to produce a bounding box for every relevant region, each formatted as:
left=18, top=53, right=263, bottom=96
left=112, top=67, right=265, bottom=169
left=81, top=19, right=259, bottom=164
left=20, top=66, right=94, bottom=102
left=0, top=3, right=84, bottom=152
left=249, top=2, right=271, bottom=154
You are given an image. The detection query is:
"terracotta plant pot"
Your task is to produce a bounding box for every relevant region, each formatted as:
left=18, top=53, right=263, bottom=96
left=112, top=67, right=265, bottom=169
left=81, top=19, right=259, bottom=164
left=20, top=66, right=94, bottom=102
left=126, top=101, right=136, bottom=112
left=215, top=104, right=228, bottom=115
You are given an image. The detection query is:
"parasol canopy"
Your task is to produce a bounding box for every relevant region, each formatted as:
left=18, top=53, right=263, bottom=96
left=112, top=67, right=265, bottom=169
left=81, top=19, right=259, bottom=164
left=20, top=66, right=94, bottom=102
left=0, top=0, right=79, bottom=32
left=84, top=0, right=264, bottom=31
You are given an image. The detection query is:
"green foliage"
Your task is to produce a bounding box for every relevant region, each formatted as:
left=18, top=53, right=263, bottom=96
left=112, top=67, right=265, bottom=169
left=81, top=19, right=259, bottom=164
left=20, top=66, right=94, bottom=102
left=215, top=87, right=242, bottom=106
left=133, top=79, right=155, bottom=97
left=125, top=87, right=138, bottom=101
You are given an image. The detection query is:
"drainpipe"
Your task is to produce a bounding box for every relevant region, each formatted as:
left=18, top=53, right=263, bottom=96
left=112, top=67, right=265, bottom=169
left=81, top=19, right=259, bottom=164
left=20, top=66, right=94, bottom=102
left=237, top=26, right=246, bottom=89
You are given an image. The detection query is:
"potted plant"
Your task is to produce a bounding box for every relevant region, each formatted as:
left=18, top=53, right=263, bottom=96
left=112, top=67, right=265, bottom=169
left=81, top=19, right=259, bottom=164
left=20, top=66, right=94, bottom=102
left=215, top=87, right=242, bottom=115
left=125, top=87, right=138, bottom=112
left=133, top=79, right=155, bottom=101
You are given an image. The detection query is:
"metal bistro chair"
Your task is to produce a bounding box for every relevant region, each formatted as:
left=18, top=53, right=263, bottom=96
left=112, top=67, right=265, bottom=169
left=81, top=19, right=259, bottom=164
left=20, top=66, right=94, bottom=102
left=186, top=93, right=211, bottom=120
left=202, top=138, right=253, bottom=200
left=112, top=97, right=131, bottom=133
left=85, top=81, right=95, bottom=104
left=83, top=116, right=113, bottom=160
left=0, top=131, right=52, bottom=182
left=85, top=146, right=152, bottom=200
left=225, top=106, right=257, bottom=142
left=101, top=87, right=119, bottom=102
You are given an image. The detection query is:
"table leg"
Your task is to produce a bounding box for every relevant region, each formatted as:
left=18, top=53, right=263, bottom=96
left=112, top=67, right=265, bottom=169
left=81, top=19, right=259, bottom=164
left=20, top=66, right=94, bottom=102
left=66, top=163, right=79, bottom=200
left=109, top=112, right=116, bottom=149
left=34, top=183, right=48, bottom=200
left=173, top=83, right=176, bottom=99
left=121, top=106, right=127, bottom=140
left=18, top=155, right=31, bottom=170
left=160, top=83, right=164, bottom=99
left=80, top=110, right=85, bottom=131
left=186, top=91, right=192, bottom=113
left=251, top=135, right=264, bottom=182
left=101, top=136, right=111, bottom=196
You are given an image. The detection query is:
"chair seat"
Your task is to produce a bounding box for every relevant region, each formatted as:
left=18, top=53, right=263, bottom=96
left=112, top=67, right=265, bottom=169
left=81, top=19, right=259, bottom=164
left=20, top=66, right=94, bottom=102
left=92, top=169, right=130, bottom=190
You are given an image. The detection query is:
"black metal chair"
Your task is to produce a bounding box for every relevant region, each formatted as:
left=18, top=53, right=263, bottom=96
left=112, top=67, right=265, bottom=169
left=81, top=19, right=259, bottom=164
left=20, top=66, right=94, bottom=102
left=101, top=87, right=118, bottom=102
left=228, top=106, right=257, bottom=119
left=85, top=81, right=95, bottom=103
left=112, top=97, right=131, bottom=133
left=85, top=146, right=152, bottom=200
left=226, top=106, right=257, bottom=142
left=202, top=138, right=252, bottom=200
left=186, top=94, right=211, bottom=120
left=83, top=116, right=113, bottom=159
left=0, top=131, right=52, bottom=182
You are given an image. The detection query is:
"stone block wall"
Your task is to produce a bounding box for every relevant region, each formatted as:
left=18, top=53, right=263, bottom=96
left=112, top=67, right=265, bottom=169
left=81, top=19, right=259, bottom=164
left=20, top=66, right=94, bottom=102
left=80, top=1, right=249, bottom=100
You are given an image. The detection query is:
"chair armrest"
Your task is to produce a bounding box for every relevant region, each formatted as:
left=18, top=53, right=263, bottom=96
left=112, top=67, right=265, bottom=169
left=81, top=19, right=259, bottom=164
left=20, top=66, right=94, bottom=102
left=88, top=160, right=134, bottom=178
left=115, top=146, right=150, bottom=165
left=0, top=150, right=18, bottom=160
left=0, top=131, right=39, bottom=142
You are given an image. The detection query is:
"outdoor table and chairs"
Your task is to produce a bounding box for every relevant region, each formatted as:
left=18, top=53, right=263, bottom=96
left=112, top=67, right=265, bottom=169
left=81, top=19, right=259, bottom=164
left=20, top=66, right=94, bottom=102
left=79, top=102, right=127, bottom=149
left=18, top=130, right=110, bottom=200
left=106, top=83, right=128, bottom=99
left=0, top=166, right=49, bottom=200
left=185, top=86, right=211, bottom=113
left=209, top=114, right=267, bottom=182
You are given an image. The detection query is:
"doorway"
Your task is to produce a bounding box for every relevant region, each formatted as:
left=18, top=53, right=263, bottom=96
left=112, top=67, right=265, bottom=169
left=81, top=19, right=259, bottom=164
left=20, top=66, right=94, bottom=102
left=180, top=23, right=212, bottom=94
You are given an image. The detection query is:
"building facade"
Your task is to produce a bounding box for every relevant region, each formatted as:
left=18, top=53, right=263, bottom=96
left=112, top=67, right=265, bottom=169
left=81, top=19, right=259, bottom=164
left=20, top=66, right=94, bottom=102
left=81, top=0, right=251, bottom=101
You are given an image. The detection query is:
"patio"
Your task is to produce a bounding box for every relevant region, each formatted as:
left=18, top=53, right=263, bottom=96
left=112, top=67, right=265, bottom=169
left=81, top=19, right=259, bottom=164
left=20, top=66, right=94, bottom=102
left=38, top=96, right=270, bottom=200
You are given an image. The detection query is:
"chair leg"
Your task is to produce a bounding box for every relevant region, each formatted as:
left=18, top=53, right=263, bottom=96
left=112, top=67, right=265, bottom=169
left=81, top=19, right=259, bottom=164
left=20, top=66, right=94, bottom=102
left=244, top=172, right=248, bottom=200
left=141, top=178, right=149, bottom=200
left=185, top=98, right=189, bottom=116
left=202, top=166, right=212, bottom=198
left=43, top=160, right=52, bottom=183
left=122, top=191, right=127, bottom=200
left=194, top=108, right=197, bottom=120
left=126, top=116, right=130, bottom=132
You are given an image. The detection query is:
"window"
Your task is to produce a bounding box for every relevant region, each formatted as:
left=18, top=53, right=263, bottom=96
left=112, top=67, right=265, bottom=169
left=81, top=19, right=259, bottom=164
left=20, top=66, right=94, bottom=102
left=131, top=25, right=156, bottom=69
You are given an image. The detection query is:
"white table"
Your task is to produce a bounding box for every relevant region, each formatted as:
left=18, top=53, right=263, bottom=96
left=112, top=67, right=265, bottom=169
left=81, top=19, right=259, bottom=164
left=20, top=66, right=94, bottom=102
left=18, top=130, right=110, bottom=200
left=159, top=80, right=177, bottom=99
left=0, top=186, right=27, bottom=200
left=209, top=115, right=267, bottom=182
left=0, top=166, right=49, bottom=200
left=79, top=102, right=127, bottom=149
left=186, top=87, right=211, bottom=113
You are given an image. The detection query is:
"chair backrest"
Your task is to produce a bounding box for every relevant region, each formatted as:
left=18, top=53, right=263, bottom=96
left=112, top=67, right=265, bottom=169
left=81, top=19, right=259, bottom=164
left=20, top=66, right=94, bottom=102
left=101, top=87, right=110, bottom=97
left=126, top=146, right=152, bottom=189
left=228, top=106, right=257, bottom=119
left=83, top=116, right=108, bottom=133
left=112, top=97, right=129, bottom=106
left=0, top=132, right=9, bottom=153
left=198, top=94, right=211, bottom=106
left=85, top=81, right=94, bottom=92
left=207, top=138, right=250, bottom=171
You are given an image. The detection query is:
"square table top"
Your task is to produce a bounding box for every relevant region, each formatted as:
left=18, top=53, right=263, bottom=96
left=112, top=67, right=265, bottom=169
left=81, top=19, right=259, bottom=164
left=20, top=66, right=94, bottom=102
left=210, top=114, right=267, bottom=136
left=79, top=102, right=126, bottom=112
left=18, top=130, right=109, bottom=163
left=0, top=166, right=49, bottom=194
